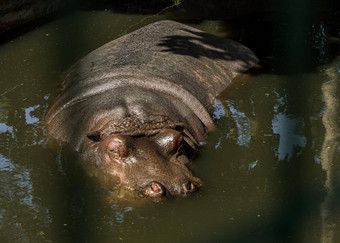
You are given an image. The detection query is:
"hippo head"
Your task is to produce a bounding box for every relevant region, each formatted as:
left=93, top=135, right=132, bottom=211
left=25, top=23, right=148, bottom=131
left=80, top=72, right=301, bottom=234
left=84, top=128, right=202, bottom=200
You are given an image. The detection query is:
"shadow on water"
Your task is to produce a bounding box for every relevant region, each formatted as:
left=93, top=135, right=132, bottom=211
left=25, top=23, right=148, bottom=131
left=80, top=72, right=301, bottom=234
left=163, top=0, right=340, bottom=72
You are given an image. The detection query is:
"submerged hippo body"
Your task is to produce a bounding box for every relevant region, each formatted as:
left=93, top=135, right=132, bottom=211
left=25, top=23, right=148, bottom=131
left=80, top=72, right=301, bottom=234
left=45, top=20, right=258, bottom=199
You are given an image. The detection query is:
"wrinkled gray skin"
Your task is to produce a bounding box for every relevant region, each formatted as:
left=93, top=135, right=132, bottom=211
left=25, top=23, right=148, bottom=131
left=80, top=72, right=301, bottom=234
left=45, top=20, right=258, bottom=200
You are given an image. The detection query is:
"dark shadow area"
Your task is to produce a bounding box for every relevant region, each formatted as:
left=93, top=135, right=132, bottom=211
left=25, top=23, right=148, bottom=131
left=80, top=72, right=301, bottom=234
left=161, top=0, right=340, bottom=75
left=2, top=0, right=339, bottom=73
left=83, top=0, right=174, bottom=13
left=55, top=145, right=98, bottom=243
left=210, top=193, right=325, bottom=243
left=0, top=0, right=68, bottom=44
left=0, top=0, right=173, bottom=44
left=159, top=28, right=257, bottom=61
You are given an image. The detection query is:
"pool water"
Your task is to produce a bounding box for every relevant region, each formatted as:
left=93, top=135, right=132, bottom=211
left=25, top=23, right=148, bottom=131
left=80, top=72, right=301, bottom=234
left=0, top=2, right=339, bottom=242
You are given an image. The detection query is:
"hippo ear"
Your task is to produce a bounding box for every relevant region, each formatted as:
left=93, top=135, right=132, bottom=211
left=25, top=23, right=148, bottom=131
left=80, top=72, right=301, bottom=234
left=86, top=131, right=101, bottom=142
left=153, top=129, right=183, bottom=156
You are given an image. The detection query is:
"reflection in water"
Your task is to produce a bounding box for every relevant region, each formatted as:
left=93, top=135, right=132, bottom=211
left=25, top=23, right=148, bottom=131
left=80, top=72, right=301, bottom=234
left=312, top=23, right=328, bottom=62
left=108, top=205, right=134, bottom=224
left=0, top=93, right=49, bottom=241
left=0, top=153, right=33, bottom=204
left=248, top=160, right=258, bottom=171
left=0, top=123, right=13, bottom=135
left=225, top=100, right=251, bottom=147
left=25, top=105, right=40, bottom=125
left=272, top=91, right=307, bottom=161
left=211, top=100, right=226, bottom=120
left=0, top=152, right=52, bottom=242
left=211, top=100, right=226, bottom=149
left=320, top=60, right=340, bottom=243
left=0, top=99, right=13, bottom=137
left=272, top=113, right=307, bottom=160
left=0, top=153, right=14, bottom=172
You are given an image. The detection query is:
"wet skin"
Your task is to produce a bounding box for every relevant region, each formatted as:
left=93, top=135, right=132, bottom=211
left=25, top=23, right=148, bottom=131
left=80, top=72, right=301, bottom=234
left=45, top=20, right=258, bottom=200
left=90, top=129, right=201, bottom=199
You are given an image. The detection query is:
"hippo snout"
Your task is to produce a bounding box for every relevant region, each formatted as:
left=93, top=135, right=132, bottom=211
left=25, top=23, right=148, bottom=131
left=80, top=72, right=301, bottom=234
left=140, top=180, right=197, bottom=198
left=141, top=181, right=166, bottom=197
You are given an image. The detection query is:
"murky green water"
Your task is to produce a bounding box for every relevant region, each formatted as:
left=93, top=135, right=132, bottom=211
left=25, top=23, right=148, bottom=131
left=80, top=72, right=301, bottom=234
left=1, top=3, right=340, bottom=243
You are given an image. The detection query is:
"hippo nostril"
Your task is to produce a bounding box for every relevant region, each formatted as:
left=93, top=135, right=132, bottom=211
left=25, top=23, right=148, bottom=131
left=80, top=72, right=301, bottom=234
left=151, top=182, right=162, bottom=193
left=143, top=181, right=165, bottom=197
left=183, top=181, right=195, bottom=194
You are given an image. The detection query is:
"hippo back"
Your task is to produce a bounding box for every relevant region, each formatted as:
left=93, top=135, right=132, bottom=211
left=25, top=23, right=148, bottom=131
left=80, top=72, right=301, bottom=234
left=45, top=20, right=258, bottom=151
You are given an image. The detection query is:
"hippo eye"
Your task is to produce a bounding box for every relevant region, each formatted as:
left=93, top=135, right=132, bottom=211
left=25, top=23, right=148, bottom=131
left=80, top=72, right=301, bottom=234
left=109, top=148, right=117, bottom=154
left=87, top=131, right=101, bottom=142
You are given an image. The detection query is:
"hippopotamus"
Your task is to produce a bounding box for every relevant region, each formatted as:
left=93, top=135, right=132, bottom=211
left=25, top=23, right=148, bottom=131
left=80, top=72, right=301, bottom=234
left=45, top=20, right=258, bottom=200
